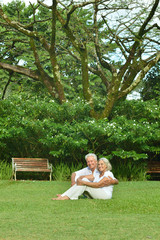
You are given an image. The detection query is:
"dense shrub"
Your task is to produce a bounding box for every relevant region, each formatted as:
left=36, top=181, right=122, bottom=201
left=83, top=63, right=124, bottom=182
left=0, top=94, right=160, bottom=180
left=0, top=161, right=12, bottom=180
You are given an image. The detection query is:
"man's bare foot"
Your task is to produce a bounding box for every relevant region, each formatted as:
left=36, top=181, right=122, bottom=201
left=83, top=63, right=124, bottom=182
left=51, top=196, right=69, bottom=200
left=51, top=194, right=62, bottom=200
left=51, top=197, right=58, bottom=200
left=56, top=194, right=61, bottom=197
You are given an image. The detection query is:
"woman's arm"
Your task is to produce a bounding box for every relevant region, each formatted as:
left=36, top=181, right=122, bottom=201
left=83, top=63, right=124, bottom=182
left=103, top=176, right=119, bottom=186
left=77, top=177, right=111, bottom=188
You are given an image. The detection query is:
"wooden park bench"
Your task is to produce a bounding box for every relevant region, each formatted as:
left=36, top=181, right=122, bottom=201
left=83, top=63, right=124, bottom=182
left=12, top=158, right=52, bottom=181
left=146, top=161, right=160, bottom=178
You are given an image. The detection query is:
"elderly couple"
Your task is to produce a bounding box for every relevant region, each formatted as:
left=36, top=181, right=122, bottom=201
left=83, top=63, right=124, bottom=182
left=52, top=153, right=118, bottom=200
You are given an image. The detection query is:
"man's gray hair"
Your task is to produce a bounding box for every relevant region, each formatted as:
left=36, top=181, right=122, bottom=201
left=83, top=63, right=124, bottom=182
left=99, top=158, right=112, bottom=171
left=85, top=153, right=97, bottom=161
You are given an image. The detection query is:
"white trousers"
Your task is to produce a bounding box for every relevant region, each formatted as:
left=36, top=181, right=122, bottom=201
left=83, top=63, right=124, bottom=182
left=61, top=179, right=112, bottom=200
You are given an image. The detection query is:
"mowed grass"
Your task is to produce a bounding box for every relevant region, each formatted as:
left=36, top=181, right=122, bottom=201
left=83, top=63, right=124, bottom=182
left=0, top=180, right=160, bottom=240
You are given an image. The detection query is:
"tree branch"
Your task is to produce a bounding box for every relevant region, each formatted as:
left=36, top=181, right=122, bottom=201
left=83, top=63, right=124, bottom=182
left=138, top=0, right=160, bottom=37
left=118, top=51, right=160, bottom=98
left=50, top=0, right=57, bottom=52
left=144, top=23, right=160, bottom=34
left=0, top=6, right=50, bottom=51
left=63, top=0, right=109, bottom=27
left=1, top=71, right=13, bottom=100
left=0, top=62, right=39, bottom=80
left=94, top=5, right=115, bottom=73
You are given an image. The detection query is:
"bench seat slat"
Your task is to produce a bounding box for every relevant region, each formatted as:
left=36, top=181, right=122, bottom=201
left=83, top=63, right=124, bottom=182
left=16, top=163, right=48, bottom=167
left=16, top=168, right=52, bottom=172
left=16, top=167, right=49, bottom=169
left=16, top=164, right=48, bottom=167
left=15, top=161, right=48, bottom=164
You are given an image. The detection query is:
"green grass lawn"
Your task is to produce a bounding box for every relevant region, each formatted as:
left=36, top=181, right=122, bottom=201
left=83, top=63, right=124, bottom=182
left=0, top=180, right=160, bottom=240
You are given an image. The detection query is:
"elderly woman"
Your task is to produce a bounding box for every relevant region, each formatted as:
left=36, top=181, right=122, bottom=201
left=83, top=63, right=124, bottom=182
left=51, top=158, right=118, bottom=200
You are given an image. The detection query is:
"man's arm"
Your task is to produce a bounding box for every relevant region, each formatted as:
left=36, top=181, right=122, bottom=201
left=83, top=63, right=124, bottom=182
left=71, top=172, right=76, bottom=186
left=71, top=173, right=94, bottom=186
left=71, top=167, right=90, bottom=186
left=77, top=177, right=107, bottom=188
left=77, top=176, right=118, bottom=188
left=77, top=174, right=94, bottom=181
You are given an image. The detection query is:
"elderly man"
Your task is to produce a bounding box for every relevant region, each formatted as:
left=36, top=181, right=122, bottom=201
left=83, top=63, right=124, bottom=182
left=71, top=153, right=118, bottom=187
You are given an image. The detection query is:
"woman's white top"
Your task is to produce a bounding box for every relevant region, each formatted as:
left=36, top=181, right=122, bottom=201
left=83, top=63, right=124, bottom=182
left=93, top=170, right=115, bottom=194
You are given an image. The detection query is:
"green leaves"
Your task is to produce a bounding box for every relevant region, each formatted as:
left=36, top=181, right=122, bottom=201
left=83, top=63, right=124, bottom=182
left=141, top=63, right=160, bottom=101
left=111, top=150, right=148, bottom=161
left=0, top=92, right=159, bottom=180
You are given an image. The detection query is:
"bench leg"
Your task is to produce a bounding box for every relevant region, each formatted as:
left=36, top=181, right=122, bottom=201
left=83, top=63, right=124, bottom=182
left=12, top=171, right=14, bottom=181
left=50, top=172, right=52, bottom=181
left=12, top=171, right=16, bottom=181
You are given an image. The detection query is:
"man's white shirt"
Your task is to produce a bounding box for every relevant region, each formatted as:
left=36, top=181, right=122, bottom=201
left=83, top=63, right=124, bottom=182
left=75, top=167, right=99, bottom=181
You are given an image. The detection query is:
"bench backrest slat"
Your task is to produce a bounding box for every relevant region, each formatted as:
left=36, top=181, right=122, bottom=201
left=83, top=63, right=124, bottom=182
left=147, top=161, right=160, bottom=172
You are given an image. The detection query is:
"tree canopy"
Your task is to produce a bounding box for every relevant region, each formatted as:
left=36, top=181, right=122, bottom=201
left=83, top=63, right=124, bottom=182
left=0, top=0, right=160, bottom=118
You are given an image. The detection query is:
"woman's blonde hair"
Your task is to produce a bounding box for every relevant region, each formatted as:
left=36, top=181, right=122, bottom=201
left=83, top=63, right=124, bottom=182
left=99, top=158, right=112, bottom=171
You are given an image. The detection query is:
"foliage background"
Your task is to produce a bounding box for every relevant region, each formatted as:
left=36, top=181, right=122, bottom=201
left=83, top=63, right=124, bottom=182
left=0, top=0, right=160, bottom=119
left=0, top=1, right=160, bottom=181
left=0, top=91, right=160, bottom=180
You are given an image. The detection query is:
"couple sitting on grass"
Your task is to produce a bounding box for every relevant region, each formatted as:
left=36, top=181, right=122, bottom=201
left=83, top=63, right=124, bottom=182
left=52, top=153, right=118, bottom=201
